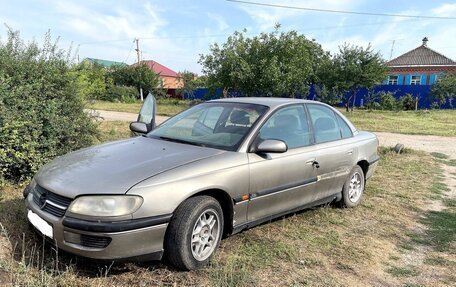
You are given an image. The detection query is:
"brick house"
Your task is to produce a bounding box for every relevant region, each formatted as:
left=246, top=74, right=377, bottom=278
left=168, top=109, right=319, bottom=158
left=134, top=60, right=183, bottom=94
left=384, top=37, right=456, bottom=86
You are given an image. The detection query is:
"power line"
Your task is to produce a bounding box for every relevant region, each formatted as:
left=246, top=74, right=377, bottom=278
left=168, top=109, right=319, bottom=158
left=79, top=38, right=132, bottom=45
left=123, top=39, right=135, bottom=63
left=226, top=0, right=456, bottom=20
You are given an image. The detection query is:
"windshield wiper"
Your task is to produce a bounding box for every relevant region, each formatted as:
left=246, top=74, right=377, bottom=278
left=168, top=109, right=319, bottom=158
left=157, top=136, right=203, bottom=147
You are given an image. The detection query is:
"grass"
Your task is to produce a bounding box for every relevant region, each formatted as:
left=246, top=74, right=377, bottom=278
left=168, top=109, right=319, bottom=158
left=420, top=210, right=456, bottom=252
left=341, top=109, right=456, bottom=137
left=88, top=100, right=456, bottom=136
left=1, top=129, right=455, bottom=285
left=95, top=121, right=131, bottom=143
left=87, top=98, right=191, bottom=116
left=386, top=266, right=418, bottom=277
left=431, top=153, right=456, bottom=167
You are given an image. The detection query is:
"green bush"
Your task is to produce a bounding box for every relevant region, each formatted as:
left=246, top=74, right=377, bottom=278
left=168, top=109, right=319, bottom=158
left=0, top=29, right=97, bottom=183
left=101, top=84, right=138, bottom=102
left=399, top=93, right=416, bottom=111
left=430, top=73, right=456, bottom=108
left=379, top=92, right=399, bottom=110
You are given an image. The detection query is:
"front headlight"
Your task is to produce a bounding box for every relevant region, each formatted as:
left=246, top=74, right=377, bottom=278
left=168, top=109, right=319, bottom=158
left=68, top=195, right=143, bottom=217
left=24, top=178, right=37, bottom=198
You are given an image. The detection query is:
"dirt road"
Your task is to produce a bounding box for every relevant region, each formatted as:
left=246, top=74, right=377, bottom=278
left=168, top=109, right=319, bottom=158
left=89, top=109, right=168, bottom=125
left=94, top=109, right=456, bottom=158
left=375, top=132, right=456, bottom=159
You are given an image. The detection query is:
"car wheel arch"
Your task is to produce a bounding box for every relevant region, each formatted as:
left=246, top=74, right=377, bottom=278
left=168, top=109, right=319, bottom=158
left=356, top=160, right=369, bottom=179
left=173, top=189, right=234, bottom=237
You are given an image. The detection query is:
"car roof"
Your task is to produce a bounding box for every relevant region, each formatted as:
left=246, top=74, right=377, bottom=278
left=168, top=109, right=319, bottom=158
left=209, top=97, right=317, bottom=108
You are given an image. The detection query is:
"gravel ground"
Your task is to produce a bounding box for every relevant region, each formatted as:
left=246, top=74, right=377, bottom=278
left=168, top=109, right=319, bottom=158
left=93, top=109, right=456, bottom=158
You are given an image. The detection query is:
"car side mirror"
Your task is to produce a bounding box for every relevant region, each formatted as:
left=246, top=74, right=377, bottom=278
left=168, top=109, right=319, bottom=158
left=130, top=122, right=148, bottom=135
left=138, top=92, right=156, bottom=128
left=254, top=139, right=288, bottom=153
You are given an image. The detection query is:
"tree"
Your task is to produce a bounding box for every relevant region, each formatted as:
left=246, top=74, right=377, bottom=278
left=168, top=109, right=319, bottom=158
left=0, top=28, right=97, bottom=182
left=430, top=73, right=456, bottom=108
left=69, top=61, right=109, bottom=100
left=177, top=70, right=198, bottom=98
left=199, top=25, right=329, bottom=97
left=107, top=63, right=160, bottom=95
left=320, top=43, right=387, bottom=111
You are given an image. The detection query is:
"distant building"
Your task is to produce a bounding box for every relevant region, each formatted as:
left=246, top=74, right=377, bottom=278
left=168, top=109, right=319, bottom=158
left=82, top=58, right=127, bottom=68
left=384, top=37, right=456, bottom=85
left=134, top=60, right=183, bottom=90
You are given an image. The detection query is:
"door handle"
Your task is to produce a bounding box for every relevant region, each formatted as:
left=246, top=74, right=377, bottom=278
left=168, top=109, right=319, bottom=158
left=306, top=159, right=320, bottom=168
left=347, top=150, right=353, bottom=155
left=305, top=159, right=316, bottom=165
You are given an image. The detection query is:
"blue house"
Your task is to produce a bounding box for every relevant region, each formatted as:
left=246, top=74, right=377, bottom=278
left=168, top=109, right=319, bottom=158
left=384, top=37, right=456, bottom=86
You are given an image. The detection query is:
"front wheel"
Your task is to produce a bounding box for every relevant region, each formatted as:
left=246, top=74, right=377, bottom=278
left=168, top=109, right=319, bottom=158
left=341, top=165, right=365, bottom=208
left=164, top=196, right=224, bottom=270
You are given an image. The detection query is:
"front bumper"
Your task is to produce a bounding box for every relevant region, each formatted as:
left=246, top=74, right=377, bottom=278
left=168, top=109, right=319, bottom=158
left=25, top=193, right=169, bottom=261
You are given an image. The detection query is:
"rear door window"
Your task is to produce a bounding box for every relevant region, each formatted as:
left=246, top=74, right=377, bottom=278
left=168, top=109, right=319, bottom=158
left=307, top=104, right=342, bottom=144
left=336, top=114, right=353, bottom=139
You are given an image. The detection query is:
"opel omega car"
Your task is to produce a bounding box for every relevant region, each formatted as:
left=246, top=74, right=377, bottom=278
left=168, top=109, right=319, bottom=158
left=24, top=97, right=379, bottom=270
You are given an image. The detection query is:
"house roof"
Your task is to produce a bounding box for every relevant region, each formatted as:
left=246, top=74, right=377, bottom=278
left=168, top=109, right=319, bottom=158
left=84, top=58, right=127, bottom=68
left=386, top=40, right=456, bottom=67
left=136, top=60, right=179, bottom=77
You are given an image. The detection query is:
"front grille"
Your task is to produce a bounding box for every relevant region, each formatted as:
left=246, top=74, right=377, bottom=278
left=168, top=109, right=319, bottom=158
left=80, top=234, right=112, bottom=249
left=33, top=185, right=72, bottom=217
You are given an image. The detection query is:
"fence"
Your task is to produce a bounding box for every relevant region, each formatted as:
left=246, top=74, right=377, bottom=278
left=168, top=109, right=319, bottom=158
left=183, top=85, right=453, bottom=109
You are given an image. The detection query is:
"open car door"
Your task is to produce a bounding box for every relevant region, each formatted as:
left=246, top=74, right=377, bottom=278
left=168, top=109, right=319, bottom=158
left=129, top=92, right=156, bottom=136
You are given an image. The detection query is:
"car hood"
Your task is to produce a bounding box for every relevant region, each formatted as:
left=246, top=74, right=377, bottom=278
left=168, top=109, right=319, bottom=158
left=35, top=136, right=224, bottom=198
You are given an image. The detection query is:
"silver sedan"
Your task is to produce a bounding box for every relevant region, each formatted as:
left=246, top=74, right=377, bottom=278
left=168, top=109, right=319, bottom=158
left=24, top=97, right=379, bottom=270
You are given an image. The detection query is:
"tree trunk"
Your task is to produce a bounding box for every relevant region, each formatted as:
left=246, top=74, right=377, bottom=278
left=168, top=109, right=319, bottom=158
left=351, top=90, right=357, bottom=112
left=223, top=87, right=229, bottom=98
left=346, top=94, right=353, bottom=112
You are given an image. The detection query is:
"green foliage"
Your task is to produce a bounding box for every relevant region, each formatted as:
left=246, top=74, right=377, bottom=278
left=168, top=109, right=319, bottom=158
left=69, top=61, right=109, bottom=100
left=101, top=84, right=138, bottom=102
left=108, top=63, right=160, bottom=95
left=199, top=25, right=328, bottom=97
left=0, top=28, right=97, bottom=182
left=379, top=92, right=400, bottom=110
left=314, top=85, right=342, bottom=106
left=177, top=70, right=199, bottom=98
left=399, top=93, right=417, bottom=111
left=430, top=73, right=456, bottom=108
left=320, top=43, right=387, bottom=111
left=364, top=91, right=416, bottom=111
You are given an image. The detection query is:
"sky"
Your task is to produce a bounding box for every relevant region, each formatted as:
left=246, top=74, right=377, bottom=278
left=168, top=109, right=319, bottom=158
left=1, top=0, right=455, bottom=74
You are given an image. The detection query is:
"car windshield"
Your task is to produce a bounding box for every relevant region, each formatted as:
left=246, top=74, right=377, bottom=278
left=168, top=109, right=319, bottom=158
left=148, top=102, right=268, bottom=151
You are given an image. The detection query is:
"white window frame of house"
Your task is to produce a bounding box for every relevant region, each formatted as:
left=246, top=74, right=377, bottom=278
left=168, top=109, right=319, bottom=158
left=387, top=75, right=398, bottom=85
left=410, top=75, right=421, bottom=85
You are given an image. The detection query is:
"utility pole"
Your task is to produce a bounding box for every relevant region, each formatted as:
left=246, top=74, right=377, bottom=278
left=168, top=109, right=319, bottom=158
left=135, top=38, right=144, bottom=101
left=389, top=40, right=395, bottom=60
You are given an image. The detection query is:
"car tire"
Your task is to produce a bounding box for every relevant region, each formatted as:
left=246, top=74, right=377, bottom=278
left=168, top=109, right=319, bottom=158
left=164, top=195, right=224, bottom=270
left=341, top=165, right=365, bottom=208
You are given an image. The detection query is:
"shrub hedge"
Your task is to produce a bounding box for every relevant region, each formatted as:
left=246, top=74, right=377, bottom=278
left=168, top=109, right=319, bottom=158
left=0, top=29, right=97, bottom=183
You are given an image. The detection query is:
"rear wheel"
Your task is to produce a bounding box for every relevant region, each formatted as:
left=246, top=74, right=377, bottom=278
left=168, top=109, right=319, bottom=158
left=341, top=165, right=365, bottom=208
left=165, top=196, right=224, bottom=270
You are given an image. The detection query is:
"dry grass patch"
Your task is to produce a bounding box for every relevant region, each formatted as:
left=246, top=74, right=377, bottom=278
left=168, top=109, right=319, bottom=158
left=1, top=148, right=454, bottom=286
left=343, top=109, right=456, bottom=137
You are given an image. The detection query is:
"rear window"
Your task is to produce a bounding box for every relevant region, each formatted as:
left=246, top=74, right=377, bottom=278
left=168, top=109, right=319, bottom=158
left=336, top=114, right=353, bottom=139
left=307, top=104, right=342, bottom=144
